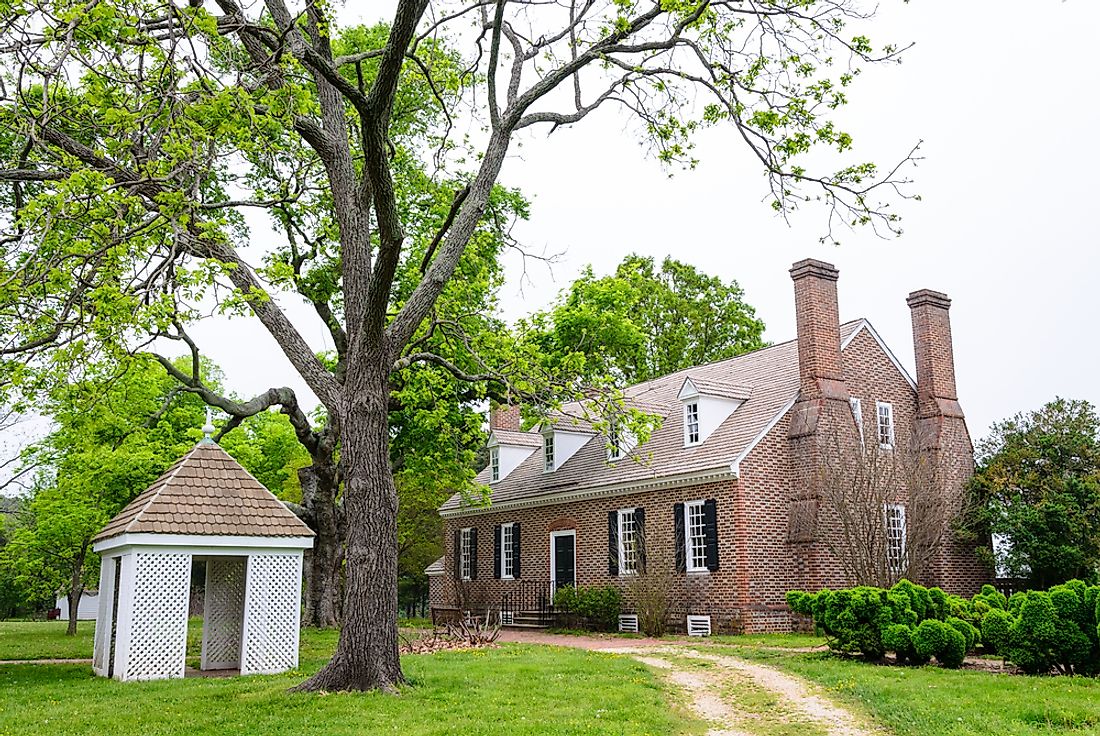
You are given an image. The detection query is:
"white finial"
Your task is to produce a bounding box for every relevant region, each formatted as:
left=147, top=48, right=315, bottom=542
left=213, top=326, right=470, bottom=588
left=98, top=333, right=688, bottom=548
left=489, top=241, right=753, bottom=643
left=201, top=406, right=216, bottom=444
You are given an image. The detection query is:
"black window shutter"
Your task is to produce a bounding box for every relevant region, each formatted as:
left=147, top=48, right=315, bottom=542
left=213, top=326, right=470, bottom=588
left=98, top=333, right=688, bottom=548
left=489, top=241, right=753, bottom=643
left=453, top=529, right=461, bottom=578
left=635, top=507, right=647, bottom=573
left=704, top=499, right=719, bottom=571
left=513, top=522, right=522, bottom=578
left=608, top=510, right=619, bottom=575
left=493, top=525, right=502, bottom=579
left=469, top=527, right=479, bottom=579
left=674, top=502, right=686, bottom=572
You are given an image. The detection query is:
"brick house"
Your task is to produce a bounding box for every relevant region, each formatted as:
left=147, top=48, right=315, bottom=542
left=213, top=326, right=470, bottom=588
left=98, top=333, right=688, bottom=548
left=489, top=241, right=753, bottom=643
left=428, top=259, right=990, bottom=633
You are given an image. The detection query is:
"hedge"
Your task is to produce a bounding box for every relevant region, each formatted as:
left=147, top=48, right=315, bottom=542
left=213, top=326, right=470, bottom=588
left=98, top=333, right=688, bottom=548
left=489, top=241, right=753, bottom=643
left=788, top=579, right=1100, bottom=675
left=552, top=585, right=622, bottom=631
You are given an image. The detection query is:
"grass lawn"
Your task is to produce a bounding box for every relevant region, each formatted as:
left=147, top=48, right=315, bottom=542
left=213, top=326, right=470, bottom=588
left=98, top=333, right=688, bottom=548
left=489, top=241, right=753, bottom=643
left=0, top=624, right=697, bottom=736
left=741, top=647, right=1100, bottom=736
left=709, top=632, right=826, bottom=650
left=0, top=621, right=96, bottom=660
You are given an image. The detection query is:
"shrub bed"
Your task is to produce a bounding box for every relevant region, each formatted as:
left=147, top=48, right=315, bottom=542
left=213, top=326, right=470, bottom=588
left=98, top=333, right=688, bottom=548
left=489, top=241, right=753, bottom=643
left=552, top=585, right=622, bottom=632
left=787, top=579, right=1100, bottom=675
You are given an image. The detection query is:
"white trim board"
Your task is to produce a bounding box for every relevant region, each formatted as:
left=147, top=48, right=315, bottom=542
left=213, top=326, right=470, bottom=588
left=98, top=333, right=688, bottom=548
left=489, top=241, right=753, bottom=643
left=549, top=529, right=576, bottom=590
left=440, top=466, right=736, bottom=518
left=93, top=533, right=314, bottom=554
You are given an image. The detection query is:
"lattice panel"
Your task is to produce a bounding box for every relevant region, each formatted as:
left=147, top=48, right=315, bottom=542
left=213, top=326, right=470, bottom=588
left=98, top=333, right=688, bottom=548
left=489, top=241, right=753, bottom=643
left=92, top=556, right=112, bottom=674
left=124, top=552, right=191, bottom=681
left=242, top=554, right=302, bottom=675
left=202, top=558, right=246, bottom=670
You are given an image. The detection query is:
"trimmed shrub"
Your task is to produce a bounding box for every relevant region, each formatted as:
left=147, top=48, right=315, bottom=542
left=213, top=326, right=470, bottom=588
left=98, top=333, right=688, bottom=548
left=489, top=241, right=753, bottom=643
left=981, top=608, right=1013, bottom=654
left=812, top=586, right=895, bottom=659
left=882, top=623, right=919, bottom=664
left=947, top=616, right=979, bottom=652
left=914, top=619, right=965, bottom=668
left=553, top=585, right=622, bottom=631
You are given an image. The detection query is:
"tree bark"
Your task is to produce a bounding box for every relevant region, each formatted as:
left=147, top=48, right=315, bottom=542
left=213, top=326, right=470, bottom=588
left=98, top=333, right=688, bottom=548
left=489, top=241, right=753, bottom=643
left=294, top=373, right=403, bottom=691
left=66, top=545, right=87, bottom=636
left=300, top=456, right=342, bottom=628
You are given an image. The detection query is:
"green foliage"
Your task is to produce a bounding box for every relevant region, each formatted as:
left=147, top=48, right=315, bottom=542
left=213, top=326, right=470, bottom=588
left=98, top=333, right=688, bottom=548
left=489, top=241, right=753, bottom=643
left=521, top=254, right=766, bottom=386
left=980, top=608, right=1013, bottom=655
left=912, top=619, right=965, bottom=668
left=882, top=623, right=919, bottom=664
left=553, top=585, right=623, bottom=632
left=1005, top=584, right=1100, bottom=676
left=969, top=398, right=1100, bottom=587
left=946, top=616, right=979, bottom=652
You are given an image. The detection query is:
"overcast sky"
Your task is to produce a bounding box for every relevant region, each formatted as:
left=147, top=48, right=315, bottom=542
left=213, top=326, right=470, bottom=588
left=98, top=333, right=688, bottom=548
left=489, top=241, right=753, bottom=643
left=25, top=0, right=1091, bottom=463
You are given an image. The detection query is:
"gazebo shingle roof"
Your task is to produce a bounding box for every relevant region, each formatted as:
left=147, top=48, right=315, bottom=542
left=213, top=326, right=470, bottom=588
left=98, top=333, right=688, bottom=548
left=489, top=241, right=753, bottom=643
left=93, top=442, right=314, bottom=542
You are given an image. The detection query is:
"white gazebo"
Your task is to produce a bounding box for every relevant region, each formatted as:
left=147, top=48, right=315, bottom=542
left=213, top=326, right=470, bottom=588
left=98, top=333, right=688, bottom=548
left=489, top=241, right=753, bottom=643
left=91, top=434, right=314, bottom=682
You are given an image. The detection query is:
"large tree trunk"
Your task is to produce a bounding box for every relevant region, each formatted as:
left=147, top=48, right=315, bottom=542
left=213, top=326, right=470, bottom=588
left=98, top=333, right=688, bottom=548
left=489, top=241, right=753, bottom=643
left=294, top=377, right=403, bottom=691
left=300, top=452, right=342, bottom=628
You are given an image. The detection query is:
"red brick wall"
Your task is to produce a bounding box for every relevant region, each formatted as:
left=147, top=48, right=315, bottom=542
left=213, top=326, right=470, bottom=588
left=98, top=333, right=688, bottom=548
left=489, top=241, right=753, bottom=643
left=435, top=326, right=989, bottom=632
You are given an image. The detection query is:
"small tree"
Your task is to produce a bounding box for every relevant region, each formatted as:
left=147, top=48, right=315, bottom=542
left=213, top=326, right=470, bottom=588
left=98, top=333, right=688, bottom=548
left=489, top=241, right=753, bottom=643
left=815, top=430, right=951, bottom=588
left=626, top=522, right=676, bottom=637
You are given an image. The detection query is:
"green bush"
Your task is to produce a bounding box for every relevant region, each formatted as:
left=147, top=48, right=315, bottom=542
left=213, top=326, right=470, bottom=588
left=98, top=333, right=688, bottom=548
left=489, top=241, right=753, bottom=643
left=947, top=616, right=979, bottom=652
left=981, top=608, right=1013, bottom=654
left=882, top=623, right=920, bottom=664
left=913, top=619, right=965, bottom=668
left=553, top=585, right=622, bottom=632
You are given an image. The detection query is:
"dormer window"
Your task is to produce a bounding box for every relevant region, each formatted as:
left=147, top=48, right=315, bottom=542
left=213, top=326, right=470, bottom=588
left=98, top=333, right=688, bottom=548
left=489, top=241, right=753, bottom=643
left=608, top=422, right=622, bottom=461
left=489, top=446, right=500, bottom=483
left=543, top=433, right=555, bottom=472
left=684, top=402, right=700, bottom=446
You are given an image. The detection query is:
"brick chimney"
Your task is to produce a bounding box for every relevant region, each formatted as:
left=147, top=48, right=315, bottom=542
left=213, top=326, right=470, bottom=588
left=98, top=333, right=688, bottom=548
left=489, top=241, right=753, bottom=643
left=790, top=259, right=847, bottom=401
left=906, top=289, right=964, bottom=420
left=489, top=404, right=521, bottom=431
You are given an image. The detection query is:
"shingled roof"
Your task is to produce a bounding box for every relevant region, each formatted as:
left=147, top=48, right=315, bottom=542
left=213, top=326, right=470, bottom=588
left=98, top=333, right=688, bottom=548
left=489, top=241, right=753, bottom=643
left=441, top=320, right=869, bottom=515
left=93, top=442, right=314, bottom=542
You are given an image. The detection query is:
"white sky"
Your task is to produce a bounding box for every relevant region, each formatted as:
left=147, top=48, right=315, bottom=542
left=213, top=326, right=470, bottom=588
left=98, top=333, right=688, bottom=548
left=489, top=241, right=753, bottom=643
left=112, top=1, right=1100, bottom=450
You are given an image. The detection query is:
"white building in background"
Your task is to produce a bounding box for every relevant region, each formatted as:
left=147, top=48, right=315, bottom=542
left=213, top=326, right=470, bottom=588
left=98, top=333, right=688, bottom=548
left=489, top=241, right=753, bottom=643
left=55, top=591, right=100, bottom=620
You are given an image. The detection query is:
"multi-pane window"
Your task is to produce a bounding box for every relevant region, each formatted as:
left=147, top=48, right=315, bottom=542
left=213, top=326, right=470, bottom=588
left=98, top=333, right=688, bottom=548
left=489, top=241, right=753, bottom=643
left=684, top=402, right=700, bottom=445
left=543, top=433, right=555, bottom=472
left=877, top=401, right=894, bottom=449
left=685, top=500, right=707, bottom=572
left=489, top=446, right=500, bottom=482
left=618, top=509, right=638, bottom=575
left=885, top=504, right=906, bottom=575
left=501, top=523, right=514, bottom=578
left=849, top=397, right=864, bottom=445
left=460, top=527, right=473, bottom=580
left=608, top=422, right=622, bottom=461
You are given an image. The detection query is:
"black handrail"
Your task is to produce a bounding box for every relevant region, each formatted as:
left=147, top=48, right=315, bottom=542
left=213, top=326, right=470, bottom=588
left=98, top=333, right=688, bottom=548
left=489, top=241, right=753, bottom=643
left=500, top=579, right=553, bottom=624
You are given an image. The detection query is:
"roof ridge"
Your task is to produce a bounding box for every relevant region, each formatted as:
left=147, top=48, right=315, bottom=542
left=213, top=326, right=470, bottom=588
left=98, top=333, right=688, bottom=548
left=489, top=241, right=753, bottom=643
left=115, top=443, right=202, bottom=537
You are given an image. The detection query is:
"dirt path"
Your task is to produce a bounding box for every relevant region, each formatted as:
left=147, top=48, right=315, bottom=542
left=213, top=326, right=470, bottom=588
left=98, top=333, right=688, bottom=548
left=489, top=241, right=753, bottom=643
left=499, top=631, right=877, bottom=736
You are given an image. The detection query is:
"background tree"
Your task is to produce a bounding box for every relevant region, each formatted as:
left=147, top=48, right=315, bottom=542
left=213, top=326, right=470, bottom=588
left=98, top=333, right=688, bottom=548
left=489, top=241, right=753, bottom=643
left=969, top=398, right=1100, bottom=587
left=0, top=0, right=916, bottom=691
left=522, top=255, right=766, bottom=384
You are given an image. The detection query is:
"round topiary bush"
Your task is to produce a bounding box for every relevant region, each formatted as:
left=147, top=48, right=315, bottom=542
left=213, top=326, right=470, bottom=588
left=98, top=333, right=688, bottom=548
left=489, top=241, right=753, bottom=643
left=938, top=625, right=967, bottom=669
left=981, top=608, right=1013, bottom=654
left=913, top=619, right=948, bottom=662
left=882, top=623, right=917, bottom=664
left=947, top=616, right=979, bottom=652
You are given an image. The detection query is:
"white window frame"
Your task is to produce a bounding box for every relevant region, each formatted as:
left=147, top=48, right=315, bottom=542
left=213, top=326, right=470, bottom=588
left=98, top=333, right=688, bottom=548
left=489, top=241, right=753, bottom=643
left=884, top=504, right=907, bottom=575
left=501, top=522, right=515, bottom=580
left=489, top=446, right=500, bottom=483
left=617, top=508, right=639, bottom=576
left=684, top=500, right=708, bottom=573
left=849, top=397, right=864, bottom=446
left=459, top=527, right=473, bottom=581
left=607, top=422, right=622, bottom=461
left=876, top=401, right=895, bottom=450
left=543, top=432, right=555, bottom=472
left=684, top=402, right=701, bottom=446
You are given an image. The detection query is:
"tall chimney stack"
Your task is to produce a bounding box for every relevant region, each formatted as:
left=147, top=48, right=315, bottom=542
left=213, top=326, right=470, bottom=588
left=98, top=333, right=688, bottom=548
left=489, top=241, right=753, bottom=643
left=489, top=404, right=522, bottom=431
left=790, top=259, right=846, bottom=400
left=906, top=289, right=963, bottom=419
